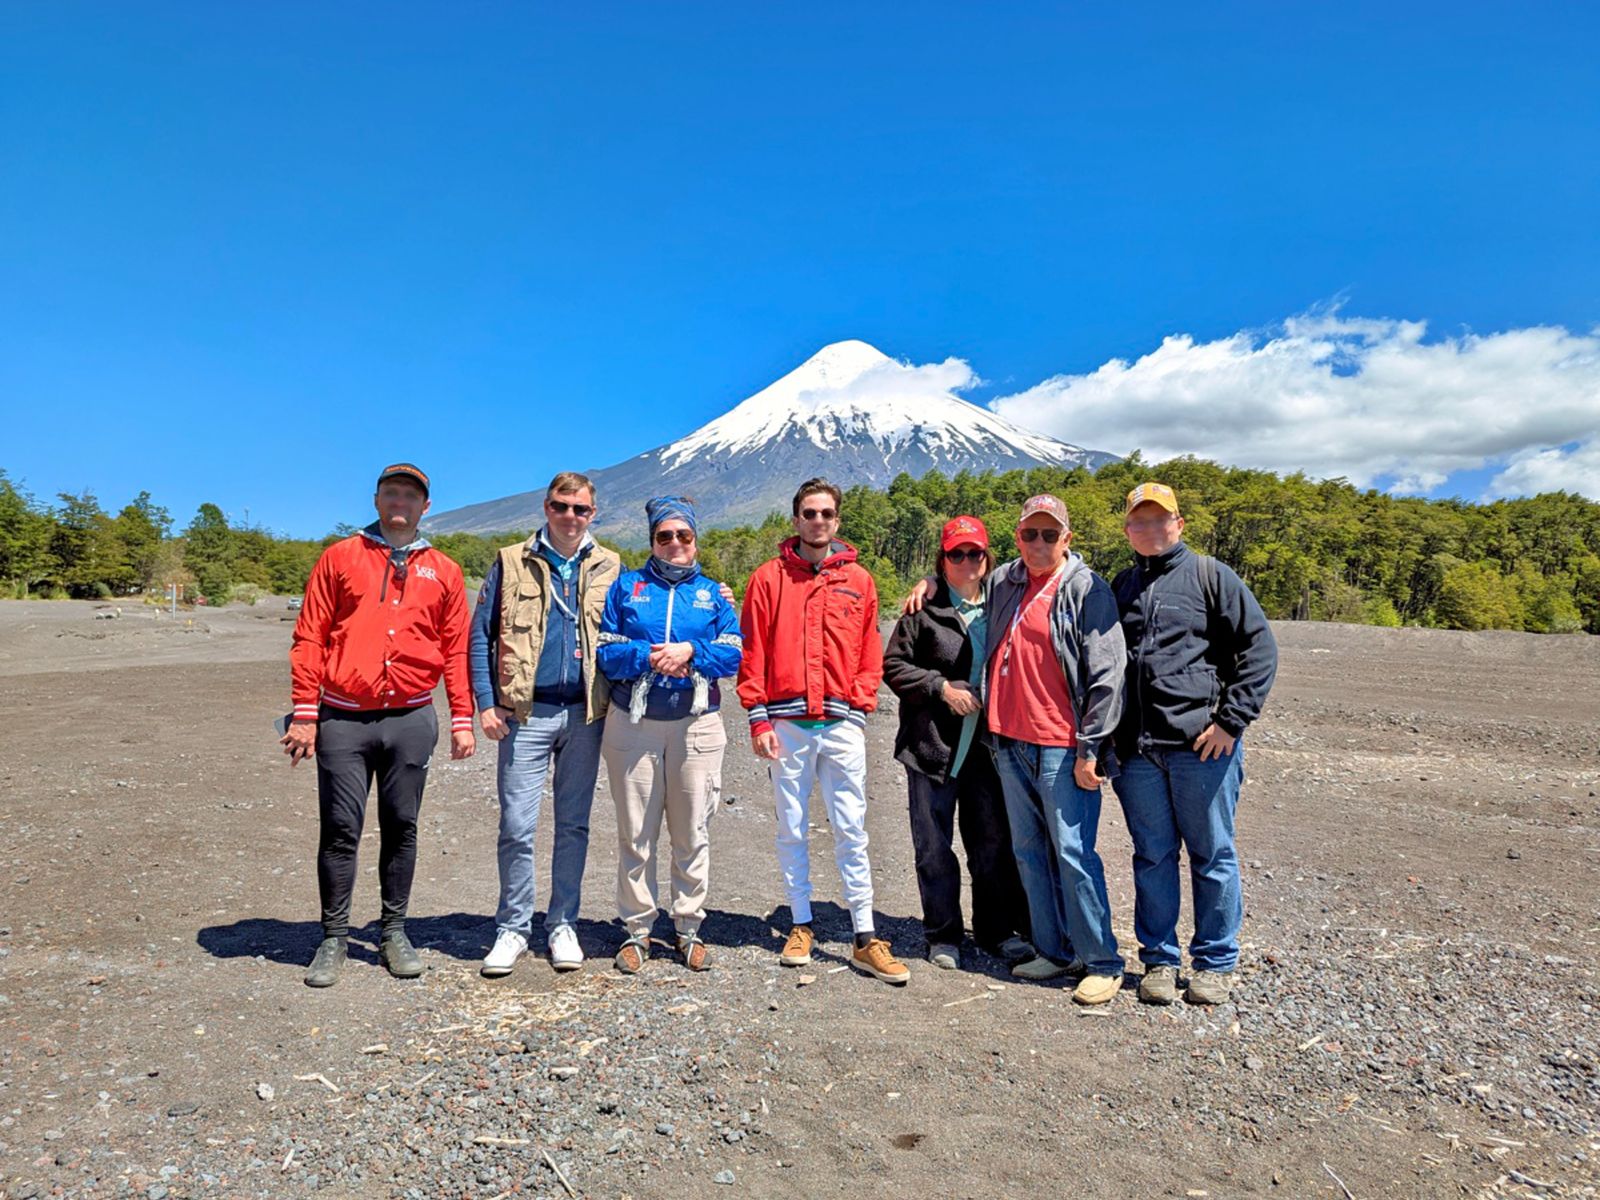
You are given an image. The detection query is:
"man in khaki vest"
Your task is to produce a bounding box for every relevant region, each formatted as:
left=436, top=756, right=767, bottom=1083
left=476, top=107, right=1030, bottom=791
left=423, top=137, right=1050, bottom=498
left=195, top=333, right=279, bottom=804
left=470, top=472, right=622, bottom=975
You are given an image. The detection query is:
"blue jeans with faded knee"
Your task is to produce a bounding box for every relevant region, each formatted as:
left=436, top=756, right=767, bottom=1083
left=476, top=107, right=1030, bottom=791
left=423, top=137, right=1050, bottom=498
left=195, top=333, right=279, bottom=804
left=992, top=737, right=1123, bottom=976
left=1113, top=744, right=1245, bottom=972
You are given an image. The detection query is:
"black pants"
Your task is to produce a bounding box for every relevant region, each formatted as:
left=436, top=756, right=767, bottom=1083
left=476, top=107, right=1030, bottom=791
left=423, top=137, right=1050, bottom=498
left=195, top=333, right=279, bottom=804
left=315, top=705, right=438, bottom=938
left=905, top=747, right=1031, bottom=949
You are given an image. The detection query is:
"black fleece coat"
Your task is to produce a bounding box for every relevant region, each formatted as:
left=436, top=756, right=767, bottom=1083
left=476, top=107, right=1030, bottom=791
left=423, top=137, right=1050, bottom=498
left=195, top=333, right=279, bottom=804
left=882, top=579, right=979, bottom=785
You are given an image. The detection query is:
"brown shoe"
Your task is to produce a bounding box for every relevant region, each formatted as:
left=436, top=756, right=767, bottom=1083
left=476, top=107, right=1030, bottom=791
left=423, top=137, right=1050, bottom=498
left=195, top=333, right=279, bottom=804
left=679, top=932, right=710, bottom=972
left=1185, top=969, right=1234, bottom=1005
left=779, top=925, right=813, bottom=966
left=852, top=938, right=909, bottom=986
left=613, top=935, right=647, bottom=975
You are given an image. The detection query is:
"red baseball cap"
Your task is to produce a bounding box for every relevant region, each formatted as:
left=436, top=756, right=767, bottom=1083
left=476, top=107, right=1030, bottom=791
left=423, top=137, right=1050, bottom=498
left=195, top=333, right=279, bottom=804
left=941, top=515, right=989, bottom=551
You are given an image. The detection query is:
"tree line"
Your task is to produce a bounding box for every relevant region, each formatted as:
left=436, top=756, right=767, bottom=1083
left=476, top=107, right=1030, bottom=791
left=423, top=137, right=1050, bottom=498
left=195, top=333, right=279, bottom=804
left=3, top=459, right=1596, bottom=634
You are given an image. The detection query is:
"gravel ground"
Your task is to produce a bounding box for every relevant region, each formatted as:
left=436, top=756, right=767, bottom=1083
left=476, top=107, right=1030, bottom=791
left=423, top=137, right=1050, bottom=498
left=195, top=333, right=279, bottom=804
left=1, top=601, right=1598, bottom=1198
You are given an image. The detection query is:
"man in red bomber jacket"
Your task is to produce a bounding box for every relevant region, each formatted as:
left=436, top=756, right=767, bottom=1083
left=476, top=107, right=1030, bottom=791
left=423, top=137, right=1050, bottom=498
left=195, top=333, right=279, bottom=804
left=737, top=477, right=908, bottom=986
left=281, top=463, right=475, bottom=987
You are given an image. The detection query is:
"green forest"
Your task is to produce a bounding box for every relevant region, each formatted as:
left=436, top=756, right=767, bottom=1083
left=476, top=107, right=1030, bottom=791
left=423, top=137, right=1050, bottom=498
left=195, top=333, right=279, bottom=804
left=3, top=457, right=1597, bottom=634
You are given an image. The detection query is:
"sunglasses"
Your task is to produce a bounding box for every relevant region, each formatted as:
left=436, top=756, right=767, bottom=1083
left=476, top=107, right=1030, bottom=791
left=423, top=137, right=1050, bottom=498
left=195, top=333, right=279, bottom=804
left=944, top=548, right=985, bottom=564
left=653, top=528, right=695, bottom=545
left=800, top=507, right=838, bottom=521
left=1019, top=527, right=1064, bottom=544
left=380, top=549, right=409, bottom=601
left=547, top=500, right=594, bottom=517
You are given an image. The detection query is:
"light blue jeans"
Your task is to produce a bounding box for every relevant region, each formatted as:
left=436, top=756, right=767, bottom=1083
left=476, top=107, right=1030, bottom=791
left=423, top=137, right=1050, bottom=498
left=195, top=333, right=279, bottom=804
left=992, top=737, right=1123, bottom=976
left=1112, top=744, right=1245, bottom=973
left=495, top=703, right=604, bottom=938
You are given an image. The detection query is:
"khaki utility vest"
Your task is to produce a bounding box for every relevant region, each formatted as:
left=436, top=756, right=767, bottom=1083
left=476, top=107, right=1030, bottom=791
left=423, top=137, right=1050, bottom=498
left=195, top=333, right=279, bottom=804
left=493, top=537, right=621, bottom=723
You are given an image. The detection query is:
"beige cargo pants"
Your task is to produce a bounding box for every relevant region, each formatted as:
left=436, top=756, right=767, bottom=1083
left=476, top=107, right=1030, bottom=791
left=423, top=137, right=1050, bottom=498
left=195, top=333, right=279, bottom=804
left=601, top=709, right=726, bottom=938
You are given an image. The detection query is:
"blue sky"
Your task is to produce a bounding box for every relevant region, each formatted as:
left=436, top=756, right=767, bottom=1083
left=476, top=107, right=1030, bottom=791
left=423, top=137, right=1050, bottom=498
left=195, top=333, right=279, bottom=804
left=3, top=3, right=1597, bottom=536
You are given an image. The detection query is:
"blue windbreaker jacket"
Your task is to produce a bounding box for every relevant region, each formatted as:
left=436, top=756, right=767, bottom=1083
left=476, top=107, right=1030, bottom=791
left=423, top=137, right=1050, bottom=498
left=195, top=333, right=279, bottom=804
left=596, top=558, right=744, bottom=722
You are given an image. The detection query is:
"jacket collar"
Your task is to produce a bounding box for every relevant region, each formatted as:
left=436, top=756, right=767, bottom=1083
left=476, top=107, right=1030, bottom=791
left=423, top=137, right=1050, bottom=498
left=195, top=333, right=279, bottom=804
left=1133, top=540, right=1191, bottom=575
left=528, top=526, right=594, bottom=567
left=362, top=522, right=430, bottom=552
left=780, top=535, right=858, bottom=574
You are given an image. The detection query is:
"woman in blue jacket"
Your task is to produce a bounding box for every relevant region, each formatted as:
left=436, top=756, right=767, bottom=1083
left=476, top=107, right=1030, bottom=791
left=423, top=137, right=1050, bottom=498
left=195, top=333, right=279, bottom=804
left=596, top=497, right=743, bottom=973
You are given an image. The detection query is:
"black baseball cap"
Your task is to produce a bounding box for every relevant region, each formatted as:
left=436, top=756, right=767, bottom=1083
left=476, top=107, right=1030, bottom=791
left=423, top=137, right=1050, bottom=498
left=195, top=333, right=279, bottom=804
left=376, top=462, right=430, bottom=497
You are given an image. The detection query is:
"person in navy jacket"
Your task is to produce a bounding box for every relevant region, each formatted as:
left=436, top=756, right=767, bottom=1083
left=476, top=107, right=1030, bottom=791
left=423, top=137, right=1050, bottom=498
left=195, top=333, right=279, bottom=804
left=596, top=497, right=743, bottom=973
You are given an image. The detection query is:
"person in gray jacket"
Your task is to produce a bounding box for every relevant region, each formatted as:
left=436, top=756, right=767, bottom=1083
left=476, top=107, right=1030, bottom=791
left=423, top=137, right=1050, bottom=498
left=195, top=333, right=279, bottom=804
left=980, top=495, right=1128, bottom=1005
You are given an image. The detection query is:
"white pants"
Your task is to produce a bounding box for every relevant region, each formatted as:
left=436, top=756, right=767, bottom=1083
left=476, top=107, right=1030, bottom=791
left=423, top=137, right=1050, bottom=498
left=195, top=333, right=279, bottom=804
left=769, top=719, right=874, bottom=932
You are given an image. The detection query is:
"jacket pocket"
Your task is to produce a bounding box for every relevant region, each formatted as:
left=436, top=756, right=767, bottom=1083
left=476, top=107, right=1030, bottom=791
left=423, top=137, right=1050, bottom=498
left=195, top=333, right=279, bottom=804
left=1144, top=664, right=1218, bottom=738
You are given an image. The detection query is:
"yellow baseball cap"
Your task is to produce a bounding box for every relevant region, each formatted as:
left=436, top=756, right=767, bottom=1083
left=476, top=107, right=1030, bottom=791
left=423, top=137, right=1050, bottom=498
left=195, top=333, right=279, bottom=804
left=1125, top=482, right=1180, bottom=517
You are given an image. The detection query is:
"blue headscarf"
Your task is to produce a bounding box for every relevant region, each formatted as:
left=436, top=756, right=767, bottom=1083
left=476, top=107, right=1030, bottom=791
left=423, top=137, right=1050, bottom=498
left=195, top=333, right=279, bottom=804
left=645, top=496, right=700, bottom=584
left=645, top=495, right=698, bottom=537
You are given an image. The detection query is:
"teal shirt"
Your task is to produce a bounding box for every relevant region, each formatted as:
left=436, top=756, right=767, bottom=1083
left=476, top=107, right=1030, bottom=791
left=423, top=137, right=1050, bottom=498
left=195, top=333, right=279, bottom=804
left=949, top=593, right=987, bottom=779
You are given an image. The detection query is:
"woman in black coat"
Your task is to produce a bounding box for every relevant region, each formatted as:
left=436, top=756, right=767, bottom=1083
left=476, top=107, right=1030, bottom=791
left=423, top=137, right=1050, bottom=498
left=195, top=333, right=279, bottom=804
left=882, top=516, right=1031, bottom=969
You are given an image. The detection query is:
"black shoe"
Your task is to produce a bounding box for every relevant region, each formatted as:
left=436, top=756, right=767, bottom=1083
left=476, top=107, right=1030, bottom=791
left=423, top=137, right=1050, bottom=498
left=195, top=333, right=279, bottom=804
left=305, top=936, right=347, bottom=988
left=379, top=931, right=423, bottom=979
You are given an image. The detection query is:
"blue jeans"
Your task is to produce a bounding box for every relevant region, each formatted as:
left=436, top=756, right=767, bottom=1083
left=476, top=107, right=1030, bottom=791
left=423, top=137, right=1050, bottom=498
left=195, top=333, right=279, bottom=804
left=495, top=704, right=604, bottom=937
left=992, top=737, right=1123, bottom=976
left=1112, top=744, right=1244, bottom=972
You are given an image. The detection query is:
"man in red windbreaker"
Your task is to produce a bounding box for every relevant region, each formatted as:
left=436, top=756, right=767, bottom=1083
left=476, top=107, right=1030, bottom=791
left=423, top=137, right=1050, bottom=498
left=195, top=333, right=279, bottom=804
left=737, top=477, right=908, bottom=986
left=281, top=463, right=475, bottom=987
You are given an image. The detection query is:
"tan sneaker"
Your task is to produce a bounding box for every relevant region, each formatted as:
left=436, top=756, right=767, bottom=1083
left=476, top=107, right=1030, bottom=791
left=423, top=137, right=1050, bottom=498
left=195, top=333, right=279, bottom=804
left=852, top=938, right=910, bottom=986
left=779, top=925, right=813, bottom=966
left=1071, top=973, right=1123, bottom=1005
left=1138, top=965, right=1179, bottom=1005
left=1186, top=969, right=1234, bottom=1005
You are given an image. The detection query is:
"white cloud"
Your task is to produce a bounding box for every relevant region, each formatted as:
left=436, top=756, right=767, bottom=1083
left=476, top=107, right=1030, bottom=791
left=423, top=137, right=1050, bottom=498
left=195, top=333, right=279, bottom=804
left=990, top=312, right=1600, bottom=499
left=1488, top=439, right=1600, bottom=499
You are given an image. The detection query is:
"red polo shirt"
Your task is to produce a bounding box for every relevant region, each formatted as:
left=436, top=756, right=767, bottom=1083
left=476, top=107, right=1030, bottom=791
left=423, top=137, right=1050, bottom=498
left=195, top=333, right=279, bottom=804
left=987, top=567, right=1077, bottom=748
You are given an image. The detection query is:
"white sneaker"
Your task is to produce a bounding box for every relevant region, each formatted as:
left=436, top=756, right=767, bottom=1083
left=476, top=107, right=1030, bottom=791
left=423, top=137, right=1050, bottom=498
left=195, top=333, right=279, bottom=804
left=481, top=929, right=528, bottom=978
left=548, top=925, right=583, bottom=972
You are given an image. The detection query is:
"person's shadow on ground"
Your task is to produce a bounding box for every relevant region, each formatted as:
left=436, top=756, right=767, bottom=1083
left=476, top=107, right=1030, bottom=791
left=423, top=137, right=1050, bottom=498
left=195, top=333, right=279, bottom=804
left=197, top=911, right=492, bottom=967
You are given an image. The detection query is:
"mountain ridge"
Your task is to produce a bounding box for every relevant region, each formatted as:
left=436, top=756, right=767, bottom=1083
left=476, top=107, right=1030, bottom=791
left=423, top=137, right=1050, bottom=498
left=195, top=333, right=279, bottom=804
left=427, top=341, right=1117, bottom=542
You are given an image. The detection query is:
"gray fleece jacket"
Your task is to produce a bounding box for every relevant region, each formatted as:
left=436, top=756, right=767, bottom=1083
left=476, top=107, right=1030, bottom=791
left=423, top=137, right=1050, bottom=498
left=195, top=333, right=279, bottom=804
left=979, top=553, right=1128, bottom=768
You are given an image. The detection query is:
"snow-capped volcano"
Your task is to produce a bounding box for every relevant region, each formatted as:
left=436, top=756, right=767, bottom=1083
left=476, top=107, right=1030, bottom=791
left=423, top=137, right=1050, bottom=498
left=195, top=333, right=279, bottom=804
left=427, top=340, right=1116, bottom=541
left=657, top=340, right=1078, bottom=470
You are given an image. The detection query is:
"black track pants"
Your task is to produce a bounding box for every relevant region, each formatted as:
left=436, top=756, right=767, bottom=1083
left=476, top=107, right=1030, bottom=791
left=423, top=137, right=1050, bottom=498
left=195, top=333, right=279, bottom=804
left=315, top=705, right=438, bottom=938
left=905, top=747, right=1031, bottom=949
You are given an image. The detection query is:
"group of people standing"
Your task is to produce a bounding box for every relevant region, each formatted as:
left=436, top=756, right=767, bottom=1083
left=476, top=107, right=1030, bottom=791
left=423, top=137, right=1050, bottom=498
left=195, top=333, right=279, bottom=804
left=283, top=462, right=1276, bottom=1006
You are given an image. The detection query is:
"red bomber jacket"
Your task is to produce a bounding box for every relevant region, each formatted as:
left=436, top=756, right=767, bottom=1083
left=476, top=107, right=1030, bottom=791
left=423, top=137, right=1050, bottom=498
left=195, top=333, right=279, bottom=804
left=736, top=537, right=883, bottom=737
left=289, top=526, right=473, bottom=732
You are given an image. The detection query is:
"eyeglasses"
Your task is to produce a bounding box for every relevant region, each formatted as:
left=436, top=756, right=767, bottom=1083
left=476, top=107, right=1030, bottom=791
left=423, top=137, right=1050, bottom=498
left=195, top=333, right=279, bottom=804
left=1018, top=527, right=1064, bottom=544
left=547, top=500, right=594, bottom=517
left=800, top=507, right=838, bottom=521
left=944, top=548, right=985, bottom=564
left=653, top=529, right=695, bottom=545
left=1125, top=516, right=1178, bottom=532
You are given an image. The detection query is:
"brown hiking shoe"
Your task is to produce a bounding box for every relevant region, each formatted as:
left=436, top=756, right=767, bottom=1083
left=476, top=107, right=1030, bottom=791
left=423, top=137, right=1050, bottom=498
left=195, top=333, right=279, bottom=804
left=1138, top=965, right=1180, bottom=1005
left=1186, top=969, right=1234, bottom=1005
left=852, top=938, right=909, bottom=986
left=779, top=925, right=813, bottom=966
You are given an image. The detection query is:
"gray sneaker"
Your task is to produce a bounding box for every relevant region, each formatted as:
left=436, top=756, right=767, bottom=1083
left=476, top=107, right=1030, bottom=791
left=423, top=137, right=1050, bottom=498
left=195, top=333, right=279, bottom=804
left=1185, top=969, right=1234, bottom=1005
left=304, top=936, right=347, bottom=988
left=379, top=931, right=423, bottom=979
left=1138, top=964, right=1180, bottom=1005
left=927, top=943, right=960, bottom=970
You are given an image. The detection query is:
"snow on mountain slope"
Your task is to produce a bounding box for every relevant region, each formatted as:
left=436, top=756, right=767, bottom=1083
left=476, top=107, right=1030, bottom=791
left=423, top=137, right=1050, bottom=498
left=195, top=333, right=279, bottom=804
left=426, top=341, right=1117, bottom=541
left=658, top=340, right=1080, bottom=469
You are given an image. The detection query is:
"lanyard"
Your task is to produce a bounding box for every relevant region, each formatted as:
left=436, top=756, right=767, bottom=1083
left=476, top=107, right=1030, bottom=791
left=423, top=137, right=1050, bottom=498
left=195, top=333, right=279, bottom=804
left=998, top=564, right=1063, bottom=676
